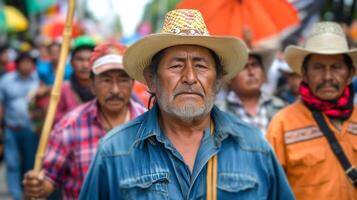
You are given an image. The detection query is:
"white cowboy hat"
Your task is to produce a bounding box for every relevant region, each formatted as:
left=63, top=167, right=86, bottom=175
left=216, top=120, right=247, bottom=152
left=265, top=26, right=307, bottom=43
left=123, top=9, right=249, bottom=84
left=284, top=21, right=357, bottom=75
left=250, top=48, right=276, bottom=72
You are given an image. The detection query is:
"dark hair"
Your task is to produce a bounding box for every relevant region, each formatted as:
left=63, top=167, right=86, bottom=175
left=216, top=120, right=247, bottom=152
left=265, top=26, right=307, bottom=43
left=15, top=52, right=36, bottom=66
left=47, top=42, right=61, bottom=52
left=149, top=47, right=223, bottom=80
left=71, top=45, right=95, bottom=58
left=249, top=54, right=263, bottom=68
left=302, top=54, right=354, bottom=73
left=90, top=71, right=95, bottom=80
left=0, top=44, right=9, bottom=54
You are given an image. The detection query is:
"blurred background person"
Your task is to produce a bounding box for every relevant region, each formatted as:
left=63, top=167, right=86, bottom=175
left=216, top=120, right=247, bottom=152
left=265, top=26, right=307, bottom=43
left=275, top=60, right=302, bottom=104
left=36, top=40, right=73, bottom=87
left=54, top=35, right=96, bottom=123
left=0, top=52, right=39, bottom=200
left=216, top=49, right=286, bottom=135
left=0, top=44, right=15, bottom=77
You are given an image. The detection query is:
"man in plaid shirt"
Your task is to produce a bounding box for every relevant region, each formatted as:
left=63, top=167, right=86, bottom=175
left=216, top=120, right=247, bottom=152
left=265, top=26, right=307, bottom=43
left=216, top=50, right=286, bottom=135
left=22, top=43, right=147, bottom=199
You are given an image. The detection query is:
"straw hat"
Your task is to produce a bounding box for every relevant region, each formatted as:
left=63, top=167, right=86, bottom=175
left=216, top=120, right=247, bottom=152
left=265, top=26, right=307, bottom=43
left=284, top=21, right=357, bottom=75
left=123, top=9, right=249, bottom=84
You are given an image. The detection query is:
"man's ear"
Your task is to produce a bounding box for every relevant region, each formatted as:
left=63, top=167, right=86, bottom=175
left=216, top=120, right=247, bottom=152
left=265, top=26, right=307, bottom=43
left=143, top=67, right=156, bottom=93
left=301, top=67, right=308, bottom=83
left=347, top=67, right=356, bottom=84
left=90, top=78, right=96, bottom=95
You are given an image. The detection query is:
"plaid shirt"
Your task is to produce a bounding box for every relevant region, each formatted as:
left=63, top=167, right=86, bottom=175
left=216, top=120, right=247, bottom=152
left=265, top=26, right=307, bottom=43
left=216, top=91, right=285, bottom=135
left=43, top=99, right=146, bottom=200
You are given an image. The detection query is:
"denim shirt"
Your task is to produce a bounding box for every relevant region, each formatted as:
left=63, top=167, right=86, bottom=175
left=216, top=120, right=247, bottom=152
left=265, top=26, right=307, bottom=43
left=79, top=104, right=294, bottom=200
left=0, top=72, right=39, bottom=127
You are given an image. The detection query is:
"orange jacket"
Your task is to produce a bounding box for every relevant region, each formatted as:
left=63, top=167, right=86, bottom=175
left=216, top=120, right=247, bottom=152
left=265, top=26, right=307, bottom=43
left=267, top=102, right=357, bottom=200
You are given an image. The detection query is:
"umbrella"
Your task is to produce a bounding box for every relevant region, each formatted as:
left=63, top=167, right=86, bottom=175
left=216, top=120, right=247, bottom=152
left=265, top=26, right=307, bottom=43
left=176, top=0, right=299, bottom=44
left=41, top=16, right=82, bottom=39
left=0, top=6, right=28, bottom=32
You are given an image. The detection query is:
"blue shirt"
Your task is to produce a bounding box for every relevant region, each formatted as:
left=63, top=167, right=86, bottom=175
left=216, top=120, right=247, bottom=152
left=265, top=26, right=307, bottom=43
left=79, top=104, right=294, bottom=200
left=37, top=60, right=72, bottom=86
left=0, top=72, right=39, bottom=127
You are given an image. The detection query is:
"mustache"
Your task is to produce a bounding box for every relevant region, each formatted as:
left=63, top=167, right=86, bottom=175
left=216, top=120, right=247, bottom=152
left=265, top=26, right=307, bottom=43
left=173, top=85, right=205, bottom=97
left=76, top=68, right=91, bottom=73
left=316, top=80, right=340, bottom=90
left=105, top=95, right=125, bottom=102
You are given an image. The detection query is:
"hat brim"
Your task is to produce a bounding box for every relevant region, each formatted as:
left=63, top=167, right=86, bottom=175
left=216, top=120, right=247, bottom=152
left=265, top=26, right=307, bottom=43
left=285, top=46, right=357, bottom=75
left=93, top=63, right=125, bottom=75
left=250, top=48, right=277, bottom=71
left=123, top=33, right=248, bottom=84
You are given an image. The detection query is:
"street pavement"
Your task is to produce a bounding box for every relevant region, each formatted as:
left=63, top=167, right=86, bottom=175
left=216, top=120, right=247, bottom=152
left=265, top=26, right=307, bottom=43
left=0, top=163, right=11, bottom=200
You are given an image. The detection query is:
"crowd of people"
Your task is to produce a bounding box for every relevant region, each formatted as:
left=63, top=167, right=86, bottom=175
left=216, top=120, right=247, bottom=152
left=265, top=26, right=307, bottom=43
left=0, top=8, right=356, bottom=200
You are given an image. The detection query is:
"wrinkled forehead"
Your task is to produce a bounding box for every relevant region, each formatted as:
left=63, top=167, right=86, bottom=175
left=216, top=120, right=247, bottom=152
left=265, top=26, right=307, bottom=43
left=162, top=45, right=214, bottom=58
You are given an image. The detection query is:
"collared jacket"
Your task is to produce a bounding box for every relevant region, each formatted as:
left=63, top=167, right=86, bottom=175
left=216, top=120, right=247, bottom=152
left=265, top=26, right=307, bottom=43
left=79, top=104, right=294, bottom=200
left=267, top=102, right=357, bottom=200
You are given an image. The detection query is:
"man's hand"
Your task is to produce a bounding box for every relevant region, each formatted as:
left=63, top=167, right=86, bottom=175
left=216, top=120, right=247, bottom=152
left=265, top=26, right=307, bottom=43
left=23, top=170, right=54, bottom=199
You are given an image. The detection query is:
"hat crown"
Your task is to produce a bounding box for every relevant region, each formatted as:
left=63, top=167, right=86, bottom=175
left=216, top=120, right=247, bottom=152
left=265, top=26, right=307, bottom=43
left=161, top=9, right=210, bottom=36
left=304, top=22, right=349, bottom=52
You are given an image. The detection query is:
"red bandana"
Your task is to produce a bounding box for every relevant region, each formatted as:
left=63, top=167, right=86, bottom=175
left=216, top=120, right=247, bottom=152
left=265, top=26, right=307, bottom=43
left=299, top=82, right=354, bottom=120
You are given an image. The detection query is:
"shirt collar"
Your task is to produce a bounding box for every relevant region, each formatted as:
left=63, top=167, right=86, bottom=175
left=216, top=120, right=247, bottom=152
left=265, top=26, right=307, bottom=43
left=91, top=98, right=140, bottom=123
left=134, top=103, right=243, bottom=146
left=15, top=71, right=36, bottom=81
left=226, top=90, right=273, bottom=106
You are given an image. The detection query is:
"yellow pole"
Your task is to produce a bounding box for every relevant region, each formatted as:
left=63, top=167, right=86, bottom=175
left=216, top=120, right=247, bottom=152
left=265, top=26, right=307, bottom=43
left=33, top=0, right=76, bottom=172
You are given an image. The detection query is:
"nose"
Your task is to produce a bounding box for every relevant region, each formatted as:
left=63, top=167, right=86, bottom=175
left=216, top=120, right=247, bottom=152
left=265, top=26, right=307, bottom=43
left=110, top=81, right=120, bottom=94
left=83, top=59, right=90, bottom=68
left=322, top=67, right=333, bottom=81
left=245, top=65, right=255, bottom=76
left=181, top=63, right=197, bottom=85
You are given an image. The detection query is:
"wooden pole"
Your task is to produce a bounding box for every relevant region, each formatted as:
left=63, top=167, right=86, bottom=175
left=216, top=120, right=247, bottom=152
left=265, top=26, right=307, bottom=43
left=33, top=0, right=76, bottom=172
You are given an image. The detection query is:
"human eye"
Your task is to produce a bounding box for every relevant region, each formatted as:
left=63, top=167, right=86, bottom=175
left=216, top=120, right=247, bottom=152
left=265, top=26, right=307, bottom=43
left=311, top=64, right=323, bottom=70
left=332, top=63, right=344, bottom=70
left=168, top=62, right=184, bottom=70
left=118, top=77, right=131, bottom=84
left=194, top=64, right=204, bottom=69
left=170, top=64, right=181, bottom=68
left=100, top=77, right=111, bottom=84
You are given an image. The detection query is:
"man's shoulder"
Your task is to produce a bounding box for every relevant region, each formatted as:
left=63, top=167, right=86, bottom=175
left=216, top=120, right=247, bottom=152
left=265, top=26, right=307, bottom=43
left=272, top=102, right=307, bottom=119
left=0, top=72, right=17, bottom=83
left=61, top=81, right=71, bottom=89
left=215, top=108, right=271, bottom=153
left=54, top=100, right=96, bottom=128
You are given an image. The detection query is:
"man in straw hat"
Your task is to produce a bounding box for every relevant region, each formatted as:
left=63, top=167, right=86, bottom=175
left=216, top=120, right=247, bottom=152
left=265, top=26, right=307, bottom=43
left=22, top=43, right=146, bottom=199
left=79, top=9, right=293, bottom=199
left=267, top=21, right=357, bottom=199
left=216, top=48, right=286, bottom=135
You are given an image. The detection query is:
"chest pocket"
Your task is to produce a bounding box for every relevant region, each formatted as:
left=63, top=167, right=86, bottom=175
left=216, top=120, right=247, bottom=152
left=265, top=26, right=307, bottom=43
left=288, top=146, right=329, bottom=186
left=119, top=172, right=170, bottom=200
left=217, top=172, right=258, bottom=199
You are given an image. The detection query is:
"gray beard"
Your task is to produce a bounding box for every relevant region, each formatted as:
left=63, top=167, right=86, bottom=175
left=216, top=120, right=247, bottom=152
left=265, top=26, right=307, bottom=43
left=157, top=96, right=214, bottom=123
left=155, top=79, right=220, bottom=123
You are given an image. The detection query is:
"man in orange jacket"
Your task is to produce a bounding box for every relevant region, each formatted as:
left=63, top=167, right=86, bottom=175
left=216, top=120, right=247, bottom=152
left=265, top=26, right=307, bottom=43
left=267, top=21, right=357, bottom=200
